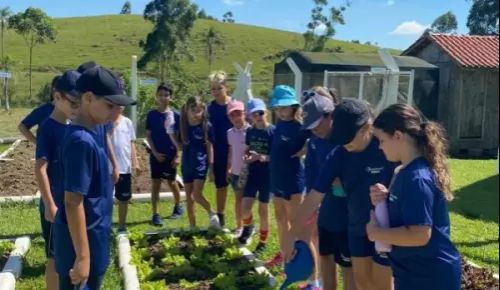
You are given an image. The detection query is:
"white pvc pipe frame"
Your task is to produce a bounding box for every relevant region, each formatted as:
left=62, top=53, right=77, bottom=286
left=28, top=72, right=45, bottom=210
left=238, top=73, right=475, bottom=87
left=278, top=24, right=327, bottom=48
left=0, top=237, right=31, bottom=290
left=0, top=139, right=22, bottom=160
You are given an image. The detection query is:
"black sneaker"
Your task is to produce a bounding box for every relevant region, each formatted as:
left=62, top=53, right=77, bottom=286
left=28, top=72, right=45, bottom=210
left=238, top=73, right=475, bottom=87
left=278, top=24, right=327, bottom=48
left=238, top=225, right=255, bottom=246
left=169, top=204, right=184, bottom=220
left=254, top=242, right=267, bottom=256
left=217, top=213, right=226, bottom=228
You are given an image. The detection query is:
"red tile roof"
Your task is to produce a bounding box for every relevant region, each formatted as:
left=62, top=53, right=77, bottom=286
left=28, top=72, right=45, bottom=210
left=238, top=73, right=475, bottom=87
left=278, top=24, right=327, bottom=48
left=429, top=34, right=499, bottom=69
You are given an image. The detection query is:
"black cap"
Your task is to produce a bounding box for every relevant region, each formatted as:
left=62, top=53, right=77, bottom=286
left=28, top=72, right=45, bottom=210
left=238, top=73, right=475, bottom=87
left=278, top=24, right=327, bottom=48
left=329, top=99, right=372, bottom=145
left=55, top=70, right=81, bottom=97
left=77, top=61, right=98, bottom=74
left=76, top=66, right=136, bottom=106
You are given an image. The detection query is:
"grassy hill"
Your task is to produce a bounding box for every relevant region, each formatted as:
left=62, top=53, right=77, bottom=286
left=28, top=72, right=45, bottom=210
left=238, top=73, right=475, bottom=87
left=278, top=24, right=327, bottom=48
left=3, top=14, right=385, bottom=106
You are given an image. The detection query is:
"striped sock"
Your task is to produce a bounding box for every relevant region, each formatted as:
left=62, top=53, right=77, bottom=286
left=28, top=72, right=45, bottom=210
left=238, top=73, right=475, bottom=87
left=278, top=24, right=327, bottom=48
left=259, top=230, right=269, bottom=243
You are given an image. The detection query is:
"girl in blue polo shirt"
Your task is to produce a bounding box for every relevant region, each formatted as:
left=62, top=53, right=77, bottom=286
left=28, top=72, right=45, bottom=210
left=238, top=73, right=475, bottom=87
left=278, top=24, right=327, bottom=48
left=35, top=70, right=80, bottom=290
left=19, top=75, right=59, bottom=144
left=180, top=96, right=220, bottom=229
left=54, top=66, right=136, bottom=290
left=367, top=104, right=461, bottom=290
left=268, top=85, right=308, bottom=268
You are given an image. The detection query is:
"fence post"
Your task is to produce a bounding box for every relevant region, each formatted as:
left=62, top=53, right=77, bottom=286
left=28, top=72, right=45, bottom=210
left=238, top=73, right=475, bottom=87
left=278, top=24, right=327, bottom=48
left=130, top=55, right=138, bottom=133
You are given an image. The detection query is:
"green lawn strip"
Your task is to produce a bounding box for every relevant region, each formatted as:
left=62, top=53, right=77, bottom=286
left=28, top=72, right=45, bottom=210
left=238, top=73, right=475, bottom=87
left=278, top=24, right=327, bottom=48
left=0, top=143, right=10, bottom=154
left=0, top=108, right=31, bottom=138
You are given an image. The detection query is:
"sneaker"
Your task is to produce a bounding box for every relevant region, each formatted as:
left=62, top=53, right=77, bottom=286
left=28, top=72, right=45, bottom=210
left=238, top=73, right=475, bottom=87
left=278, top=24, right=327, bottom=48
left=117, top=226, right=127, bottom=234
left=151, top=214, right=164, bottom=227
left=232, top=228, right=243, bottom=239
left=169, top=204, right=184, bottom=220
left=254, top=242, right=267, bottom=256
left=217, top=213, right=226, bottom=228
left=266, top=252, right=284, bottom=268
left=209, top=214, right=221, bottom=229
left=238, top=224, right=255, bottom=246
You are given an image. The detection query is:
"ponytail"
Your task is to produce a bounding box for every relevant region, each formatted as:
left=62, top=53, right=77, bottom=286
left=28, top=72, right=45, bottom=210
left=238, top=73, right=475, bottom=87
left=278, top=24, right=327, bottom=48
left=180, top=103, right=190, bottom=145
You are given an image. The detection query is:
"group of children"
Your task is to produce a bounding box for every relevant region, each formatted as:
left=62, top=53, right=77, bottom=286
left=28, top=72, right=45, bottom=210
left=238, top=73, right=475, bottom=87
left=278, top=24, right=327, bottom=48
left=19, top=62, right=461, bottom=290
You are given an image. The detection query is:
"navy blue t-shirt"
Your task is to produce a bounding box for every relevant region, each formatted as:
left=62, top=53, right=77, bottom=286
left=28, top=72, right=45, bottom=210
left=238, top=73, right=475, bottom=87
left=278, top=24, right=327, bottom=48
left=306, top=137, right=349, bottom=232
left=21, top=102, right=55, bottom=130
left=182, top=123, right=215, bottom=168
left=314, top=138, right=396, bottom=236
left=146, top=109, right=179, bottom=157
left=54, top=124, right=114, bottom=277
left=35, top=118, right=68, bottom=205
left=246, top=125, right=275, bottom=173
left=208, top=100, right=232, bottom=157
left=388, top=157, right=461, bottom=290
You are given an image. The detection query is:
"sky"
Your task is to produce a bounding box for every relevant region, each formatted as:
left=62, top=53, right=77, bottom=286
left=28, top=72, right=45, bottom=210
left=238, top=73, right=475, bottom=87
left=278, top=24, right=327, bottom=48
left=2, top=0, right=472, bottom=49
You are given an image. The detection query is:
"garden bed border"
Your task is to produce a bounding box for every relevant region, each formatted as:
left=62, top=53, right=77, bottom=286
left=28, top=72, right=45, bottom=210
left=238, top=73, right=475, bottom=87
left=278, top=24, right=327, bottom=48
left=0, top=236, right=31, bottom=290
left=0, top=139, right=22, bottom=160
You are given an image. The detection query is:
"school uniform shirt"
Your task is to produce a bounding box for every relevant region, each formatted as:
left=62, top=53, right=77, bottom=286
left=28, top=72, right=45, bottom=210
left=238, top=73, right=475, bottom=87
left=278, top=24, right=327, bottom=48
left=146, top=109, right=179, bottom=158
left=111, top=116, right=136, bottom=174
left=21, top=102, right=55, bottom=130
left=306, top=136, right=349, bottom=233
left=270, top=120, right=308, bottom=194
left=245, top=125, right=275, bottom=173
left=208, top=100, right=232, bottom=158
left=227, top=124, right=251, bottom=176
left=182, top=123, right=215, bottom=171
left=54, top=124, right=114, bottom=277
left=388, top=157, right=461, bottom=290
left=314, top=138, right=396, bottom=237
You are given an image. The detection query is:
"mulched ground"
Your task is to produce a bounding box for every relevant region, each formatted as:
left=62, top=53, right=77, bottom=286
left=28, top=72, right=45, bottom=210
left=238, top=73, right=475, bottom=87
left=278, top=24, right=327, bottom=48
left=0, top=141, right=38, bottom=197
left=461, top=259, right=499, bottom=290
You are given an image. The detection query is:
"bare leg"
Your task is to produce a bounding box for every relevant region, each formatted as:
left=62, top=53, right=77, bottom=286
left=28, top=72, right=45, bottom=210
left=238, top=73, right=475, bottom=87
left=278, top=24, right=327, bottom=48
left=193, top=179, right=213, bottom=214
left=235, top=190, right=243, bottom=229
left=167, top=179, right=182, bottom=205
left=184, top=183, right=196, bottom=227
left=321, top=255, right=337, bottom=290
left=118, top=201, right=128, bottom=229
left=46, top=258, right=58, bottom=290
left=151, top=179, right=162, bottom=215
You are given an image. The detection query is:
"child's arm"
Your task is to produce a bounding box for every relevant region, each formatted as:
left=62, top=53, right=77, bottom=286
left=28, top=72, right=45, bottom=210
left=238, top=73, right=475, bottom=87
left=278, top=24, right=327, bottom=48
left=35, top=160, right=58, bottom=222
left=227, top=144, right=233, bottom=175
left=131, top=141, right=141, bottom=175
left=146, top=130, right=166, bottom=162
left=207, top=141, right=215, bottom=182
left=106, top=133, right=120, bottom=184
left=65, top=191, right=90, bottom=285
left=18, top=123, right=37, bottom=144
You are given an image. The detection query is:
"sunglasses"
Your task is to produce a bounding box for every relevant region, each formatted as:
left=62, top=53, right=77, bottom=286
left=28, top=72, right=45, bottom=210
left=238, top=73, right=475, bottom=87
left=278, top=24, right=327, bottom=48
left=302, top=90, right=320, bottom=102
left=251, top=111, right=265, bottom=117
left=62, top=93, right=80, bottom=109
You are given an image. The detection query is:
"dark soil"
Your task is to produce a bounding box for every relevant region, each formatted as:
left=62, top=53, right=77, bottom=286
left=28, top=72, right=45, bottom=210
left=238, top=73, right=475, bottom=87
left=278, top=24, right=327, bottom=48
left=132, top=144, right=178, bottom=194
left=0, top=141, right=38, bottom=197
left=461, top=259, right=499, bottom=290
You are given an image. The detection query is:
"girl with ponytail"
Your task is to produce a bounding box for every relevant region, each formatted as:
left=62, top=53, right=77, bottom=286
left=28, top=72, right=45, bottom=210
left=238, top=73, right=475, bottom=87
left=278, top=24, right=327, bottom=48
left=368, top=103, right=461, bottom=290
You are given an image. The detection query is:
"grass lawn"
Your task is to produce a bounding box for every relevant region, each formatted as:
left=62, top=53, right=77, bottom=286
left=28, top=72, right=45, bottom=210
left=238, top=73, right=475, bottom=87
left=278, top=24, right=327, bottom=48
left=0, top=144, right=10, bottom=154
left=0, top=108, right=31, bottom=138
left=0, top=159, right=497, bottom=289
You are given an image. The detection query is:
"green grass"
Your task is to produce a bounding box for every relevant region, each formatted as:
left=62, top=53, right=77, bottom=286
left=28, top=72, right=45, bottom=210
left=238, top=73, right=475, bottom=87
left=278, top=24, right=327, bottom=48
left=0, top=159, right=497, bottom=289
left=0, top=108, right=31, bottom=138
left=3, top=15, right=384, bottom=103
left=0, top=143, right=10, bottom=153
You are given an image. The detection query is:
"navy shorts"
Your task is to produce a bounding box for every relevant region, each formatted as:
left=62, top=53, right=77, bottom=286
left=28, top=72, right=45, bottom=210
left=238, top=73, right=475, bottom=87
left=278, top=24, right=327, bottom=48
left=318, top=227, right=352, bottom=268
left=244, top=170, right=271, bottom=204
left=349, top=233, right=391, bottom=267
left=150, top=155, right=176, bottom=181
left=182, top=163, right=208, bottom=184
left=272, top=187, right=304, bottom=201
left=115, top=174, right=132, bottom=202
left=59, top=274, right=104, bottom=290
left=39, top=204, right=55, bottom=258
left=213, top=151, right=229, bottom=189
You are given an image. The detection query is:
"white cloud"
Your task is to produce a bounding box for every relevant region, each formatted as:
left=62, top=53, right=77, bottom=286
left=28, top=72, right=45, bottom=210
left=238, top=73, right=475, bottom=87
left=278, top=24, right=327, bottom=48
left=223, top=0, right=245, bottom=6
left=385, top=0, right=395, bottom=6
left=391, top=21, right=429, bottom=35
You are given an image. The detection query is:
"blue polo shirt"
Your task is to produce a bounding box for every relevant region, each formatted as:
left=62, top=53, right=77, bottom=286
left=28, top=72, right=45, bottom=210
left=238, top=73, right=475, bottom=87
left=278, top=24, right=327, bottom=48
left=208, top=100, right=232, bottom=156
left=54, top=124, right=114, bottom=277
left=306, top=137, right=349, bottom=232
left=314, top=138, right=396, bottom=236
left=21, top=102, right=55, bottom=130
left=182, top=123, right=215, bottom=169
left=146, top=109, right=179, bottom=157
left=388, top=157, right=461, bottom=290
left=35, top=118, right=68, bottom=211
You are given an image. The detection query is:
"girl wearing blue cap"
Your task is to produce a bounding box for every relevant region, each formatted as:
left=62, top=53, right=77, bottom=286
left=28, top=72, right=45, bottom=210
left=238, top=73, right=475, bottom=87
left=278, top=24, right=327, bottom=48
left=238, top=98, right=274, bottom=254
left=268, top=85, right=309, bottom=268
left=179, top=96, right=221, bottom=229
left=35, top=70, right=81, bottom=290
left=368, top=104, right=461, bottom=290
left=285, top=99, right=396, bottom=290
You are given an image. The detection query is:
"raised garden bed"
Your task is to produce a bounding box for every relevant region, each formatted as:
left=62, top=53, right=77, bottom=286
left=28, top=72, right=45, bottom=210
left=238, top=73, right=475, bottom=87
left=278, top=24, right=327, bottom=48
left=0, top=237, right=31, bottom=290
left=0, top=241, right=14, bottom=270
left=0, top=141, right=38, bottom=197
left=461, top=259, right=499, bottom=290
left=127, top=229, right=274, bottom=290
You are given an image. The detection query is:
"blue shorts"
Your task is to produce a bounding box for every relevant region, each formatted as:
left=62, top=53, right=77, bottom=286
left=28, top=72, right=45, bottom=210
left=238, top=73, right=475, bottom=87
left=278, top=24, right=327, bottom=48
left=182, top=163, right=207, bottom=184
left=348, top=234, right=390, bottom=266
left=272, top=187, right=304, bottom=201
left=114, top=174, right=132, bottom=202
left=213, top=157, right=229, bottom=189
left=58, top=274, right=104, bottom=290
left=39, top=204, right=55, bottom=258
left=244, top=169, right=271, bottom=204
left=318, top=227, right=352, bottom=268
left=150, top=155, right=176, bottom=181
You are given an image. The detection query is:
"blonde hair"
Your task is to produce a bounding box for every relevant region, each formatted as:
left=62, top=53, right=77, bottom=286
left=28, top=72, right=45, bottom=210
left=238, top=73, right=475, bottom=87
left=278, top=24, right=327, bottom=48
left=209, top=70, right=228, bottom=85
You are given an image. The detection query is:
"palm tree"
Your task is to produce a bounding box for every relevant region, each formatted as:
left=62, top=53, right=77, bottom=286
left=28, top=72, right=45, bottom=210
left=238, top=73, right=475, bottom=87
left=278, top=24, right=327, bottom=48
left=0, top=7, right=11, bottom=63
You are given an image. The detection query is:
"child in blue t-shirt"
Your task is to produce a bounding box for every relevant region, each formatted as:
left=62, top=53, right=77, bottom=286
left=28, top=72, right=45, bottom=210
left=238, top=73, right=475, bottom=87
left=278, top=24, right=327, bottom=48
left=54, top=66, right=136, bottom=290
left=179, top=96, right=220, bottom=229
left=368, top=104, right=461, bottom=290
left=35, top=70, right=81, bottom=290
left=145, top=83, right=183, bottom=226
left=268, top=85, right=308, bottom=267
left=19, top=75, right=59, bottom=143
left=238, top=98, right=274, bottom=255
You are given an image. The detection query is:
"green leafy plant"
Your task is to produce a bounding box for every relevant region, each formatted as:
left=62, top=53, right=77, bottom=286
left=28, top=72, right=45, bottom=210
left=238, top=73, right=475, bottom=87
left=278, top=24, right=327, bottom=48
left=223, top=247, right=243, bottom=261
left=140, top=280, right=166, bottom=290
left=213, top=272, right=238, bottom=290
left=161, top=254, right=187, bottom=267
left=0, top=241, right=14, bottom=254
left=178, top=279, right=200, bottom=290
left=192, top=236, right=209, bottom=249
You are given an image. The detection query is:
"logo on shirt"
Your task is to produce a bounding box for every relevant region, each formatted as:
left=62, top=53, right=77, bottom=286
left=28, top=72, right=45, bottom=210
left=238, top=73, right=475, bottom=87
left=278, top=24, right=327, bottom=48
left=389, top=194, right=398, bottom=202
left=366, top=166, right=384, bottom=175
left=280, top=135, right=290, bottom=142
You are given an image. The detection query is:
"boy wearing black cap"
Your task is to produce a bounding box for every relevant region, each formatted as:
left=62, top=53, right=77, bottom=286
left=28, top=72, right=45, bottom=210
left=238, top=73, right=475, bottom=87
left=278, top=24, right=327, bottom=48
left=35, top=70, right=81, bottom=290
left=285, top=99, right=397, bottom=290
left=54, top=66, right=136, bottom=290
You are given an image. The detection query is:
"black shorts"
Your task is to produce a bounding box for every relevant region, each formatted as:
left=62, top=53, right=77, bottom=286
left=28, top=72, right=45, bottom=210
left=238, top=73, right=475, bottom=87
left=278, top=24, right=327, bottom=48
left=318, top=227, right=352, bottom=268
left=150, top=155, right=177, bottom=181
left=115, top=174, right=132, bottom=202
left=39, top=204, right=55, bottom=258
left=349, top=233, right=391, bottom=267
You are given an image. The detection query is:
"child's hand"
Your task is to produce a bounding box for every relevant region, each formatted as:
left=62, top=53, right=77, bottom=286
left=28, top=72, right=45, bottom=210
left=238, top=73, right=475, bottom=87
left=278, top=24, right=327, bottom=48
left=133, top=165, right=142, bottom=177
left=45, top=205, right=58, bottom=223
left=70, top=256, right=90, bottom=289
left=245, top=151, right=259, bottom=164
left=172, top=155, right=181, bottom=167
left=370, top=183, right=389, bottom=206
left=112, top=168, right=120, bottom=185
left=154, top=152, right=167, bottom=163
left=366, top=210, right=380, bottom=242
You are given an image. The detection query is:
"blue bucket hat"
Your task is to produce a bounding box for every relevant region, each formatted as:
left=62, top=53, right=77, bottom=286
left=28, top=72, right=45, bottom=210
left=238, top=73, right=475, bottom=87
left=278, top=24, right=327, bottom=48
left=280, top=241, right=315, bottom=290
left=271, top=85, right=299, bottom=108
left=247, top=98, right=267, bottom=114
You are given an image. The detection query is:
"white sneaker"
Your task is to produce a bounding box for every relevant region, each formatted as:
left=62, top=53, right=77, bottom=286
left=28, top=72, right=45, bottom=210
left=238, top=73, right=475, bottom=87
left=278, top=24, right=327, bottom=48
left=232, top=228, right=244, bottom=239
left=209, top=214, right=221, bottom=229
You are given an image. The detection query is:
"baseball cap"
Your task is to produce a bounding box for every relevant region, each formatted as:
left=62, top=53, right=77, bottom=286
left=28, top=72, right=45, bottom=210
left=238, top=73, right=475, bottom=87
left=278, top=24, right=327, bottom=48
left=247, top=98, right=267, bottom=114
left=271, top=85, right=299, bottom=108
left=76, top=66, right=136, bottom=106
left=301, top=95, right=335, bottom=130
left=227, top=100, right=245, bottom=115
left=55, top=70, right=81, bottom=97
left=329, top=98, right=372, bottom=146
left=281, top=241, right=315, bottom=290
left=77, top=61, right=98, bottom=74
